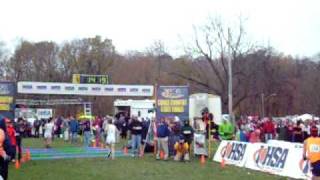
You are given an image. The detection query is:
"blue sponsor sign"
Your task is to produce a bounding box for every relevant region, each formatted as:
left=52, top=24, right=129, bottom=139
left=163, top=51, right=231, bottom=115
left=156, top=86, right=189, bottom=121
left=0, top=82, right=16, bottom=96
left=117, top=88, right=126, bottom=92
left=37, top=85, right=47, bottom=90
left=105, top=87, right=114, bottom=92
left=78, top=87, right=88, bottom=91
left=130, top=88, right=139, bottom=92
left=92, top=87, right=101, bottom=91
left=51, top=86, right=61, bottom=90
left=0, top=82, right=16, bottom=120
left=22, top=85, right=32, bottom=89
left=65, top=86, right=75, bottom=91
left=142, top=88, right=151, bottom=93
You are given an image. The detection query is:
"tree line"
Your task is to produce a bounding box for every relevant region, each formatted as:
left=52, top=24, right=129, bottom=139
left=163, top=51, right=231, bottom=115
left=0, top=18, right=319, bottom=117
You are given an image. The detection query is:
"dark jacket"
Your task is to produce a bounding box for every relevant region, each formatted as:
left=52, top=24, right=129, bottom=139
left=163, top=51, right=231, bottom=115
left=182, top=124, right=194, bottom=142
left=129, top=120, right=143, bottom=135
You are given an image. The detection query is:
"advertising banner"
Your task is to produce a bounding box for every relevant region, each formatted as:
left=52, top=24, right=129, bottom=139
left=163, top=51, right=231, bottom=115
left=213, top=140, right=311, bottom=179
left=194, top=133, right=208, bottom=156
left=213, top=140, right=250, bottom=167
left=0, top=82, right=16, bottom=96
left=0, top=82, right=16, bottom=120
left=244, top=142, right=311, bottom=179
left=156, top=86, right=189, bottom=121
left=17, top=81, right=154, bottom=97
left=36, top=109, right=53, bottom=119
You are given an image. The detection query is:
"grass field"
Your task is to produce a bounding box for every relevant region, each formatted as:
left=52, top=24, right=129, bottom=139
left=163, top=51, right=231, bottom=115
left=8, top=138, right=284, bottom=180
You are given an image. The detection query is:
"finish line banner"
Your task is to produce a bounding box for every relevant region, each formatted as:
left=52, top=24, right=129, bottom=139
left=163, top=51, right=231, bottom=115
left=213, top=140, right=311, bottom=179
left=17, top=82, right=154, bottom=97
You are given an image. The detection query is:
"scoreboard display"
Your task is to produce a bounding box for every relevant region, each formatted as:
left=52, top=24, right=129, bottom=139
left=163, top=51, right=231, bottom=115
left=72, top=74, right=109, bottom=84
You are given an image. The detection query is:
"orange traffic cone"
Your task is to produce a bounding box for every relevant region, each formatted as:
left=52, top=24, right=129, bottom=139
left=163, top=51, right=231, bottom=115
left=123, top=146, right=128, bottom=155
left=160, top=151, right=164, bottom=160
left=92, top=140, right=96, bottom=148
left=21, top=153, right=27, bottom=163
left=200, top=155, right=206, bottom=165
left=26, top=149, right=31, bottom=161
left=221, top=158, right=226, bottom=168
left=15, top=160, right=20, bottom=169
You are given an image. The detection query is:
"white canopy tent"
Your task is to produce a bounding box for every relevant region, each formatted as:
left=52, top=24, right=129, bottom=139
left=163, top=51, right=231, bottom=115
left=292, top=114, right=320, bottom=122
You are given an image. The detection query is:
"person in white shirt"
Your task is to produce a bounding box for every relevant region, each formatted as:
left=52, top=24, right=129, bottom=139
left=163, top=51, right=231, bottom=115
left=44, top=118, right=54, bottom=148
left=105, top=119, right=117, bottom=160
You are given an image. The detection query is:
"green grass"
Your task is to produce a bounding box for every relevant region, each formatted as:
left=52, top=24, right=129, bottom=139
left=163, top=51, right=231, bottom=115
left=8, top=138, right=284, bottom=180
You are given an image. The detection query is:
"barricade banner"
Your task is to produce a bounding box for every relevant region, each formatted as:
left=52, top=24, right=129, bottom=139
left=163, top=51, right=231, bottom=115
left=244, top=142, right=311, bottom=179
left=213, top=140, right=312, bottom=179
left=213, top=140, right=249, bottom=167
left=267, top=139, right=303, bottom=148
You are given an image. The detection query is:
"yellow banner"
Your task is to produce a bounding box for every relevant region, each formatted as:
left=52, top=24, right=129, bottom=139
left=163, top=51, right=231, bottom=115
left=0, top=104, right=10, bottom=111
left=72, top=74, right=81, bottom=84
left=0, top=96, right=13, bottom=104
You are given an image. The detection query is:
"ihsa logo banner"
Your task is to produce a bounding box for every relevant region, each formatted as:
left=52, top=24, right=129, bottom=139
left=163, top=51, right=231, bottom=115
left=213, top=141, right=249, bottom=167
left=253, top=145, right=289, bottom=172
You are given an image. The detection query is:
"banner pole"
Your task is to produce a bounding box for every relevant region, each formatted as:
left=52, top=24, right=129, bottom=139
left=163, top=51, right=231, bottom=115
left=153, top=84, right=158, bottom=156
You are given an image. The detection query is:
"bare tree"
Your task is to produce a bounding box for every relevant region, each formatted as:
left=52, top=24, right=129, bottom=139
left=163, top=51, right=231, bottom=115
left=169, top=16, right=255, bottom=118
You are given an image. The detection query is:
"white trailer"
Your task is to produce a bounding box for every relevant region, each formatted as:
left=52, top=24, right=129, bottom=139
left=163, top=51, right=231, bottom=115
left=189, top=93, right=222, bottom=125
left=113, top=99, right=155, bottom=120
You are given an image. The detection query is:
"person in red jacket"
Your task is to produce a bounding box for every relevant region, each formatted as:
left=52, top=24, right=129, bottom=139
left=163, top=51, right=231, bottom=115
left=263, top=118, right=275, bottom=142
left=5, top=119, right=16, bottom=162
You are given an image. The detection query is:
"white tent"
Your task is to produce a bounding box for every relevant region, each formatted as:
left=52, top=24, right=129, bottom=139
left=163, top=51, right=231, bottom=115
left=292, top=114, right=319, bottom=122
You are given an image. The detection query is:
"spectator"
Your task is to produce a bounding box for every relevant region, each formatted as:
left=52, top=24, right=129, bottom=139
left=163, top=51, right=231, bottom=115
left=263, top=118, right=275, bottom=142
left=33, top=119, right=41, bottom=138
left=62, top=118, right=70, bottom=142
left=93, top=117, right=102, bottom=147
left=156, top=118, right=170, bottom=160
left=287, top=121, right=294, bottom=142
left=236, top=126, right=248, bottom=142
left=168, top=118, right=181, bottom=157
left=293, top=120, right=304, bottom=143
left=181, top=120, right=194, bottom=149
left=118, top=114, right=127, bottom=139
left=82, top=120, right=91, bottom=147
left=69, top=117, right=79, bottom=144
left=0, top=118, right=15, bottom=180
left=219, top=119, right=234, bottom=140
left=55, top=117, right=63, bottom=138
left=277, top=121, right=287, bottom=141
left=174, top=136, right=190, bottom=162
left=129, top=117, right=143, bottom=157
left=14, top=118, right=24, bottom=162
left=5, top=119, right=16, bottom=162
left=249, top=125, right=261, bottom=143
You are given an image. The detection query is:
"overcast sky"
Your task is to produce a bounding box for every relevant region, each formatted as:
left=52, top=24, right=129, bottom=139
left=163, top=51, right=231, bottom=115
left=0, top=0, right=319, bottom=57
